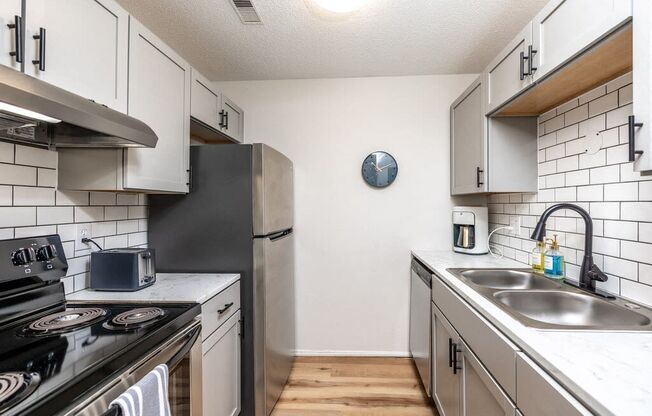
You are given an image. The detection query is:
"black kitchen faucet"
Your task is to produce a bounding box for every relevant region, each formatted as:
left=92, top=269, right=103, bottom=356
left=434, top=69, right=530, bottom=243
left=531, top=203, right=611, bottom=296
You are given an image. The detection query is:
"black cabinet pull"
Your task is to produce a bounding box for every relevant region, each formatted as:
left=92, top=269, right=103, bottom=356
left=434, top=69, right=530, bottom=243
left=476, top=167, right=484, bottom=188
left=452, top=343, right=462, bottom=374
left=519, top=51, right=526, bottom=81
left=32, top=27, right=46, bottom=71
left=218, top=110, right=226, bottom=128
left=448, top=338, right=453, bottom=368
left=7, top=15, right=23, bottom=63
left=224, top=111, right=229, bottom=130
left=217, top=302, right=234, bottom=315
left=628, top=115, right=644, bottom=162
left=527, top=45, right=538, bottom=75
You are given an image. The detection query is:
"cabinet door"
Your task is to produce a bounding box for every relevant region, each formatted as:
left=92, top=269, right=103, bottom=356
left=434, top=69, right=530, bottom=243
left=203, top=311, right=241, bottom=416
left=432, top=305, right=461, bottom=416
left=532, top=0, right=632, bottom=82
left=633, top=0, right=652, bottom=172
left=0, top=1, right=22, bottom=71
left=191, top=69, right=221, bottom=130
left=124, top=17, right=191, bottom=193
left=461, top=340, right=516, bottom=416
left=24, top=0, right=128, bottom=112
left=485, top=22, right=532, bottom=114
left=221, top=95, right=244, bottom=143
left=451, top=77, right=486, bottom=195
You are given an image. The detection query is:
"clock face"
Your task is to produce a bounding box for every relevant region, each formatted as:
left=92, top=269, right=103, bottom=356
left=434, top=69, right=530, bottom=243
left=361, top=151, right=398, bottom=188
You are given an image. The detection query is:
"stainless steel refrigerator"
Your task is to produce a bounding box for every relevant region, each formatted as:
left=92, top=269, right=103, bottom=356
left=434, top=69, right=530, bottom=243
left=149, top=143, right=295, bottom=416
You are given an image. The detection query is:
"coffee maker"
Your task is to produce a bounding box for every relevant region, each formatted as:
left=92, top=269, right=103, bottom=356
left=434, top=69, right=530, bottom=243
left=452, top=206, right=488, bottom=254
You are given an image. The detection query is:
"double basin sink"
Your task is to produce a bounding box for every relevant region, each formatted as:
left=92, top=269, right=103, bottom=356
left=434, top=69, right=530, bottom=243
left=447, top=268, right=652, bottom=331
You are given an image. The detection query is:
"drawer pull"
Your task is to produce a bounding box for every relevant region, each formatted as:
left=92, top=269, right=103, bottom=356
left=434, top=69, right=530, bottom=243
left=217, top=302, right=234, bottom=315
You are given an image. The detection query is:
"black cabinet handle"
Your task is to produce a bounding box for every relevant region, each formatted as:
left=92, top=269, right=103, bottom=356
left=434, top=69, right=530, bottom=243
left=224, top=111, right=229, bottom=130
left=628, top=115, right=644, bottom=162
left=476, top=167, right=484, bottom=188
left=7, top=15, right=23, bottom=63
left=218, top=110, right=225, bottom=128
left=527, top=45, right=538, bottom=75
left=452, top=343, right=462, bottom=374
left=519, top=51, right=526, bottom=81
left=448, top=338, right=453, bottom=368
left=32, top=27, right=46, bottom=71
left=217, top=302, right=234, bottom=315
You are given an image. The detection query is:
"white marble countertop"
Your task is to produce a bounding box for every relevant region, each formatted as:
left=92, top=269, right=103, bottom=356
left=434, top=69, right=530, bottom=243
left=412, top=250, right=652, bottom=416
left=68, top=273, right=240, bottom=304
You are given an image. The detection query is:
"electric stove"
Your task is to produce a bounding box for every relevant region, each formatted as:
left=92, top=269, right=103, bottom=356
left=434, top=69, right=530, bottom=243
left=0, top=235, right=201, bottom=416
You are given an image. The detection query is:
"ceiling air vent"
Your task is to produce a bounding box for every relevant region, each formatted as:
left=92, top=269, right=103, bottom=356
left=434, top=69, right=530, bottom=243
left=231, top=0, right=262, bottom=24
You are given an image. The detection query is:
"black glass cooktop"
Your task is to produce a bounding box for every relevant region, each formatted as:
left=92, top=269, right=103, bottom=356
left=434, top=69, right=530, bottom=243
left=0, top=301, right=200, bottom=416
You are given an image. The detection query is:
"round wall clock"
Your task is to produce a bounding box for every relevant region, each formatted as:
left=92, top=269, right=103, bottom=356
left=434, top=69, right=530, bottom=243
left=361, top=151, right=398, bottom=188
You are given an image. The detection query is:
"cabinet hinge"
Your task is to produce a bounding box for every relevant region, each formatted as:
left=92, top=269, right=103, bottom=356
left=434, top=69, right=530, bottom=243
left=186, top=167, right=192, bottom=192
left=239, top=318, right=244, bottom=338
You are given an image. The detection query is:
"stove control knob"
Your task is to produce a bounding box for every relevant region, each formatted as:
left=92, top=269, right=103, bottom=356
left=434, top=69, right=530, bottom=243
left=12, top=247, right=36, bottom=266
left=36, top=244, right=57, bottom=261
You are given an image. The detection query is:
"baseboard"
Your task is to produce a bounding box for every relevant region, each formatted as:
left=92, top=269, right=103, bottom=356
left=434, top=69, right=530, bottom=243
left=294, top=349, right=411, bottom=357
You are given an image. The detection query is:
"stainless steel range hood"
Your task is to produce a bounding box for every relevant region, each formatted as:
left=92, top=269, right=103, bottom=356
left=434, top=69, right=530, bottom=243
left=0, top=65, right=157, bottom=148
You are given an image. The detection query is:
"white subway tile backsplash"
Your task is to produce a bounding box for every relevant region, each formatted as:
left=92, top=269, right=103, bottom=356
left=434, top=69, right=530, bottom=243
left=546, top=144, right=565, bottom=160
left=540, top=108, right=557, bottom=122
left=590, top=202, right=620, bottom=220
left=606, top=144, right=629, bottom=165
left=579, top=150, right=606, bottom=169
left=0, top=164, right=36, bottom=186
left=539, top=133, right=556, bottom=149
left=556, top=125, right=579, bottom=143
left=605, top=103, right=632, bottom=129
left=622, top=279, right=652, bottom=306
left=620, top=240, right=652, bottom=265
left=604, top=256, right=638, bottom=281
left=546, top=173, right=565, bottom=188
left=619, top=84, right=633, bottom=106
left=105, top=206, right=128, bottom=220
left=564, top=104, right=588, bottom=125
left=544, top=114, right=565, bottom=133
left=640, top=263, right=652, bottom=286
left=604, top=182, right=638, bottom=201
left=555, top=187, right=577, bottom=202
left=639, top=223, right=652, bottom=244
left=0, top=208, right=36, bottom=227
left=0, top=143, right=14, bottom=163
left=588, top=91, right=618, bottom=117
left=104, top=234, right=128, bottom=249
left=639, top=182, right=652, bottom=201
left=13, top=187, right=55, bottom=206
left=603, top=220, right=638, bottom=240
left=117, top=220, right=139, bottom=234
left=606, top=72, right=632, bottom=93
left=37, top=207, right=73, bottom=225
left=15, top=145, right=57, bottom=169
left=621, top=202, right=652, bottom=222
left=565, top=170, right=590, bottom=186
left=90, top=192, right=116, bottom=206
left=56, top=190, right=89, bottom=206
left=590, top=165, right=620, bottom=184
left=128, top=232, right=147, bottom=246
left=128, top=206, right=147, bottom=219
left=578, top=85, right=606, bottom=104
left=37, top=168, right=57, bottom=187
left=117, top=194, right=139, bottom=205
left=557, top=156, right=579, bottom=172
left=74, top=206, right=104, bottom=222
left=14, top=225, right=57, bottom=238
left=0, top=186, right=12, bottom=206
left=578, top=114, right=605, bottom=137
left=577, top=185, right=603, bottom=202
left=539, top=161, right=557, bottom=176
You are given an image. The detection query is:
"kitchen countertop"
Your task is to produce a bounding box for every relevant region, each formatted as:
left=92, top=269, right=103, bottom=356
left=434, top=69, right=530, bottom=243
left=68, top=273, right=240, bottom=304
left=412, top=250, right=652, bottom=416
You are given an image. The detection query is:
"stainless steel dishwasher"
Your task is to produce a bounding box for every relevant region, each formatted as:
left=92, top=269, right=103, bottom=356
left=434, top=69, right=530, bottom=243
left=409, top=257, right=432, bottom=395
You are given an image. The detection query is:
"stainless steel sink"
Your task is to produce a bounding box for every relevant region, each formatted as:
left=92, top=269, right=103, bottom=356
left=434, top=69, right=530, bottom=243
left=460, top=269, right=561, bottom=290
left=447, top=268, right=652, bottom=331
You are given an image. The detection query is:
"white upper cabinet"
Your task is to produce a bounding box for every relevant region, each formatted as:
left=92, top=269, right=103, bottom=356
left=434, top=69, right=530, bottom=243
left=191, top=69, right=221, bottom=130
left=532, top=0, right=632, bottom=82
left=23, top=0, right=129, bottom=112
left=484, top=22, right=533, bottom=114
left=220, top=95, right=244, bottom=143
left=633, top=0, right=652, bottom=172
left=451, top=77, right=486, bottom=195
left=0, top=1, right=22, bottom=71
left=124, top=17, right=191, bottom=193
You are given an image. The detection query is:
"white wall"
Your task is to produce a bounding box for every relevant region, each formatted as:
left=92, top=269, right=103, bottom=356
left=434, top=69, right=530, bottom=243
left=217, top=75, right=478, bottom=355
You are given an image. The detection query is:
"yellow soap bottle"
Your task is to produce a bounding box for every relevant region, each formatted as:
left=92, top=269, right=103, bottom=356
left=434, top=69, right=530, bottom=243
left=531, top=240, right=545, bottom=274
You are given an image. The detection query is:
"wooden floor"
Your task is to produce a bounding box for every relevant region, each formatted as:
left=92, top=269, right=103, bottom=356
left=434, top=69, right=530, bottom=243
left=271, top=357, right=439, bottom=416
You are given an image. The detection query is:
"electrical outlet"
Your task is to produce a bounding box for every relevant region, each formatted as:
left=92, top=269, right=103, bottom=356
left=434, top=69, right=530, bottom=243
left=509, top=216, right=522, bottom=236
left=76, top=224, right=91, bottom=251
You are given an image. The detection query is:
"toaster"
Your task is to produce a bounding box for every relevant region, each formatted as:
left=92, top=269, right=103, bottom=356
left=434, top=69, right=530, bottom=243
left=90, top=248, right=156, bottom=291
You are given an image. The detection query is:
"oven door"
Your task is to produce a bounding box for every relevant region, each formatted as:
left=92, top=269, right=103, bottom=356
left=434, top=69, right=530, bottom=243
left=68, top=320, right=203, bottom=416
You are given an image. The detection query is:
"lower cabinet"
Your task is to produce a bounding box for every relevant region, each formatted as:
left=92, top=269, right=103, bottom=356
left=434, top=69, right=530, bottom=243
left=432, top=303, right=515, bottom=416
left=202, top=310, right=241, bottom=416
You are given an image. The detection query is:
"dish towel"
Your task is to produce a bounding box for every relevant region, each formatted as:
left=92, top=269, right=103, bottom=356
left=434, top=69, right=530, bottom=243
left=109, top=364, right=171, bottom=416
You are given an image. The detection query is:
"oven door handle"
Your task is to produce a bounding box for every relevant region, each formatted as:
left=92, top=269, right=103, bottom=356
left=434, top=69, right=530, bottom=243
left=167, top=324, right=201, bottom=369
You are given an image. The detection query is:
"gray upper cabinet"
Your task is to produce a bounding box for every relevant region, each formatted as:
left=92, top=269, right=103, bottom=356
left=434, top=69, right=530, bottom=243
left=451, top=76, right=486, bottom=195
left=124, top=16, right=191, bottom=193
left=220, top=95, right=244, bottom=143
left=24, top=0, right=129, bottom=113
left=532, top=0, right=632, bottom=82
left=485, top=22, right=533, bottom=115
left=191, top=68, right=222, bottom=131
left=633, top=0, right=652, bottom=172
left=0, top=0, right=22, bottom=71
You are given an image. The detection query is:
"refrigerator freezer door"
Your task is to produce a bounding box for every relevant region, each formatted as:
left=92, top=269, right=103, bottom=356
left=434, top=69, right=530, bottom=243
left=253, top=144, right=294, bottom=236
left=253, top=231, right=295, bottom=416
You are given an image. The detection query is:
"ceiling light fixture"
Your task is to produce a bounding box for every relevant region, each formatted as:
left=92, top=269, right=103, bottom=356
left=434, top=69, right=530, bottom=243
left=312, top=0, right=369, bottom=14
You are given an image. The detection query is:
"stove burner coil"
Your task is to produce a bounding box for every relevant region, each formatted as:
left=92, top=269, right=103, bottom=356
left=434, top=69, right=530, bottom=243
left=106, top=307, right=165, bottom=330
left=27, top=308, right=107, bottom=334
left=0, top=372, right=40, bottom=412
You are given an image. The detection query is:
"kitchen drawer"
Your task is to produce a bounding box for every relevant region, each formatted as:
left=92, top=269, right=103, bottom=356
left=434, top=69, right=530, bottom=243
left=516, top=353, right=591, bottom=416
left=431, top=274, right=519, bottom=400
left=201, top=281, right=240, bottom=340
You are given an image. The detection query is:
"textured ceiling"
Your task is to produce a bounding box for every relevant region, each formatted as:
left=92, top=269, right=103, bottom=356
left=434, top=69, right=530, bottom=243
left=116, top=0, right=549, bottom=81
